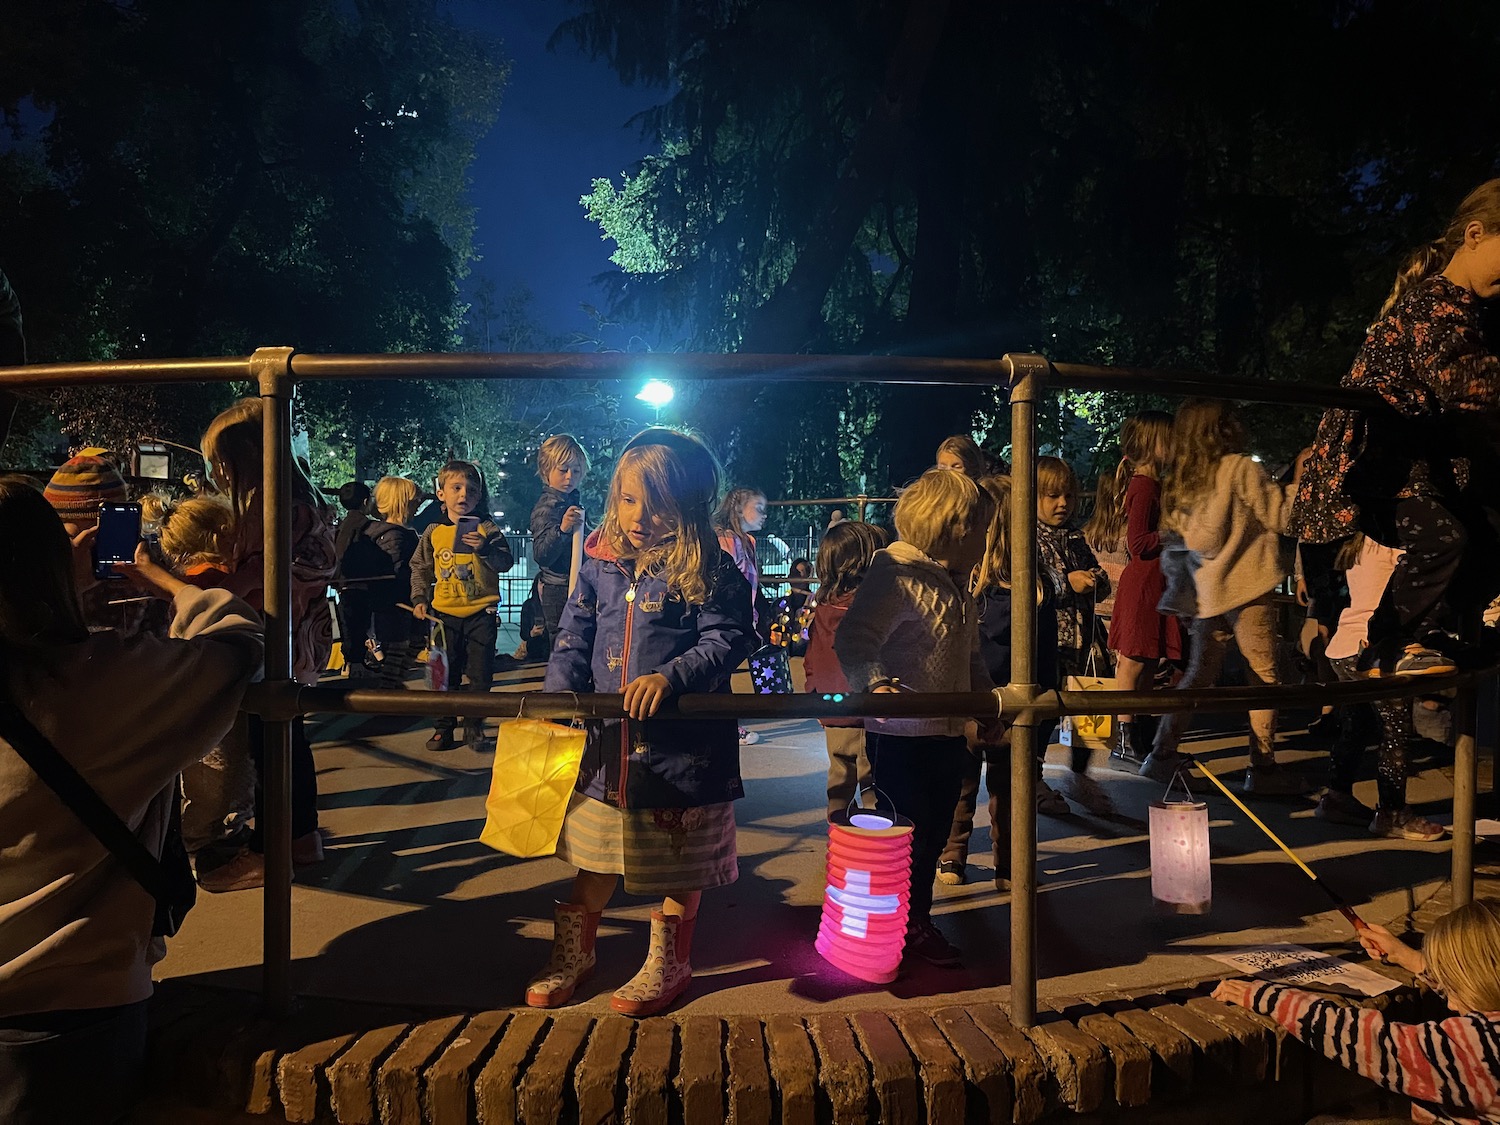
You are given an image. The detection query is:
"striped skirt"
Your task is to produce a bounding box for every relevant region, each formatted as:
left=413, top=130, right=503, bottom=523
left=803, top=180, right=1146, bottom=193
left=555, top=792, right=739, bottom=895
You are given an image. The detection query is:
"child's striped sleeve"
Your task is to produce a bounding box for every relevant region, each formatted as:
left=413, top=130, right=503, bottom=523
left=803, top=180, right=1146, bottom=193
left=1241, top=981, right=1500, bottom=1119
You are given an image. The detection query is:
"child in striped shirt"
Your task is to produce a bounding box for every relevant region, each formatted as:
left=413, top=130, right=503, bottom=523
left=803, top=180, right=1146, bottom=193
left=1214, top=899, right=1500, bottom=1124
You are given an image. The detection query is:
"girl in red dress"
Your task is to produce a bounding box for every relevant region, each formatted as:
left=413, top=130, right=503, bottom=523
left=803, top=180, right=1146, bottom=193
left=1100, top=412, right=1181, bottom=761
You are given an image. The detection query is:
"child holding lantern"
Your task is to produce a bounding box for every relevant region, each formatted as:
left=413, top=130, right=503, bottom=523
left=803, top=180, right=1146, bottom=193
left=1215, top=899, right=1500, bottom=1123
left=834, top=469, right=996, bottom=967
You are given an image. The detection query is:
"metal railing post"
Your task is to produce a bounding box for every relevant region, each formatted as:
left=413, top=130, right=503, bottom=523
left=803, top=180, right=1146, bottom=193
left=1005, top=353, right=1049, bottom=1028
left=252, top=346, right=297, bottom=1017
left=1452, top=683, right=1479, bottom=907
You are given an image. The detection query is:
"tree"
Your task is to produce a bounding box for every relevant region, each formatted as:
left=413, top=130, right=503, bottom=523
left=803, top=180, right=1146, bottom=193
left=569, top=0, right=1500, bottom=491
left=0, top=0, right=507, bottom=464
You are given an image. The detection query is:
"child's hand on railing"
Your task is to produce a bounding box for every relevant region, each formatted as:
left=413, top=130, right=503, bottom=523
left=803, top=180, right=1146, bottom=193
left=623, top=673, right=672, bottom=719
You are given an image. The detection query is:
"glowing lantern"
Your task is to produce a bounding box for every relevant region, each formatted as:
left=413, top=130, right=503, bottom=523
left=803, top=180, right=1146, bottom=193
left=816, top=804, right=915, bottom=983
left=1149, top=799, right=1212, bottom=915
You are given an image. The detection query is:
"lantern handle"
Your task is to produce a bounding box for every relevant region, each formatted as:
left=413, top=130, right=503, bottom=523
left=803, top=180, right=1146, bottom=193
left=848, top=785, right=900, bottom=818
left=1163, top=766, right=1201, bottom=806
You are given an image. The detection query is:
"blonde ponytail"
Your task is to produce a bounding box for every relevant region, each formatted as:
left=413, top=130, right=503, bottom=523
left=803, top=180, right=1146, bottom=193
left=1380, top=241, right=1448, bottom=316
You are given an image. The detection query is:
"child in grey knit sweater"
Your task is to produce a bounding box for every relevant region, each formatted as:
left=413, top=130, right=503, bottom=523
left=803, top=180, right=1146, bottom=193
left=835, top=469, right=995, bottom=969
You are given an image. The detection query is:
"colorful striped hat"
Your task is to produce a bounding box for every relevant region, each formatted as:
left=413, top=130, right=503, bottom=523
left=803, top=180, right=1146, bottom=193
left=43, top=448, right=128, bottom=520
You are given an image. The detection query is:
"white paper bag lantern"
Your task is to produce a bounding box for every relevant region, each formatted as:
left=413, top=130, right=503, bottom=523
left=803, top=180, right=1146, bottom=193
left=1149, top=799, right=1211, bottom=915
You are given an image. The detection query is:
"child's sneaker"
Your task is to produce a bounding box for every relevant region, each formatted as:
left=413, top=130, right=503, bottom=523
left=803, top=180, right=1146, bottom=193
left=1369, top=808, right=1447, bottom=842
left=905, top=920, right=961, bottom=967
left=1314, top=788, right=1374, bottom=827
left=937, top=860, right=967, bottom=886
left=1393, top=646, right=1457, bottom=677
left=425, top=729, right=458, bottom=752
left=464, top=721, right=489, bottom=749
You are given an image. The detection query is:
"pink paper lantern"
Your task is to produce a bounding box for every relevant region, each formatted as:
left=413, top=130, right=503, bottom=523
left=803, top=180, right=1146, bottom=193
left=1149, top=799, right=1212, bottom=915
left=816, top=808, right=915, bottom=983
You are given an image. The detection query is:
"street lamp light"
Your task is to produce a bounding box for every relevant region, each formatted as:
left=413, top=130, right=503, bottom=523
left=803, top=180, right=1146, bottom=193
left=635, top=379, right=674, bottom=420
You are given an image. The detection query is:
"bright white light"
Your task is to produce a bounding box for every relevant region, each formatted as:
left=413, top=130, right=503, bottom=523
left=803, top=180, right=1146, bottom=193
left=636, top=379, right=675, bottom=410
left=493, top=510, right=504, bottom=518
left=1250, top=454, right=1263, bottom=463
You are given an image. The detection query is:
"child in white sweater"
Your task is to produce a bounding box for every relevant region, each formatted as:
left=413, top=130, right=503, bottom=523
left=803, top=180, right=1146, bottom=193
left=1140, top=399, right=1305, bottom=795
left=835, top=469, right=995, bottom=968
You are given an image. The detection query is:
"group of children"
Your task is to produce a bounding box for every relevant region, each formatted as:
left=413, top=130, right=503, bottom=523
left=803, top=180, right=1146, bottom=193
left=20, top=178, right=1500, bottom=1125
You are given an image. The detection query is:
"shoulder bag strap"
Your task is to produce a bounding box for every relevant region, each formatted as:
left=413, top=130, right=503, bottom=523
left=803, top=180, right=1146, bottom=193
left=0, top=700, right=170, bottom=902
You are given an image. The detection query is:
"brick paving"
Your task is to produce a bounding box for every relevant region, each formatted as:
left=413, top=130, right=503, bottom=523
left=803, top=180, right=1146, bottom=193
left=141, top=858, right=1500, bottom=1123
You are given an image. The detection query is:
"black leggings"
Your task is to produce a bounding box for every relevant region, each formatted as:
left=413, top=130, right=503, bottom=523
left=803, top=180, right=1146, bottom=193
left=866, top=732, right=970, bottom=925
left=1327, top=655, right=1409, bottom=810
left=1362, top=493, right=1500, bottom=657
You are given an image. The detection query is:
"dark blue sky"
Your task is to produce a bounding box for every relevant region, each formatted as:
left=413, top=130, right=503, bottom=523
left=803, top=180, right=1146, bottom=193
left=455, top=1, right=660, bottom=343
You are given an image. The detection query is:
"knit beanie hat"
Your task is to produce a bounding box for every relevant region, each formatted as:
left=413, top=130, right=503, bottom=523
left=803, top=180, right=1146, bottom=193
left=44, top=448, right=128, bottom=520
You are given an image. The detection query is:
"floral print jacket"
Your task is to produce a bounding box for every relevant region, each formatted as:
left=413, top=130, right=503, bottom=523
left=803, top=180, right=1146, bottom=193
left=1288, top=275, right=1500, bottom=543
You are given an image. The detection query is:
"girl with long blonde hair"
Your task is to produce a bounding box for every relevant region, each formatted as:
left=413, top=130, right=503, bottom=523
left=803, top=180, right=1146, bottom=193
left=531, top=428, right=757, bottom=1018
left=1144, top=399, right=1304, bottom=795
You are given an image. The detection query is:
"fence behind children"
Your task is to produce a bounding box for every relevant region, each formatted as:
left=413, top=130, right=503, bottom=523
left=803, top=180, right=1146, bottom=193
left=1, top=348, right=1491, bottom=1028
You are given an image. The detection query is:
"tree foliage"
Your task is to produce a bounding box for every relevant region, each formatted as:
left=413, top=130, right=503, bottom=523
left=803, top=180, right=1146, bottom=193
left=0, top=0, right=509, bottom=476
left=570, top=0, right=1500, bottom=492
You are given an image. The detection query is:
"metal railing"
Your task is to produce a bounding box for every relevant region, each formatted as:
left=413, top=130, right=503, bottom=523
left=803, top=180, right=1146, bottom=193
left=1, top=348, right=1486, bottom=1028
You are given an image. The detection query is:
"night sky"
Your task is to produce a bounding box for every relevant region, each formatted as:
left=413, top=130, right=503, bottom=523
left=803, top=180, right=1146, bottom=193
left=454, top=1, right=659, bottom=343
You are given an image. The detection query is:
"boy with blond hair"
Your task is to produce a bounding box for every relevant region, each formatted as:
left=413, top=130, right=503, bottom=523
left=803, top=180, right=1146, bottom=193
left=411, top=460, right=514, bottom=750
left=835, top=469, right=996, bottom=967
left=528, top=434, right=589, bottom=650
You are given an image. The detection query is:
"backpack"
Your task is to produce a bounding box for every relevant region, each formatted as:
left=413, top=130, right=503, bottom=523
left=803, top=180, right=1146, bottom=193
left=337, top=518, right=397, bottom=583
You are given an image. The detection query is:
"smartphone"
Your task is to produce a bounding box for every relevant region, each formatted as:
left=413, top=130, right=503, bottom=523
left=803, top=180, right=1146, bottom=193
left=454, top=515, right=481, bottom=542
left=94, top=502, right=142, bottom=579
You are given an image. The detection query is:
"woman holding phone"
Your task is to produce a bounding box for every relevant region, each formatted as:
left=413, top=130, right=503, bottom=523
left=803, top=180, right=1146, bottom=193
left=0, top=476, right=262, bottom=1124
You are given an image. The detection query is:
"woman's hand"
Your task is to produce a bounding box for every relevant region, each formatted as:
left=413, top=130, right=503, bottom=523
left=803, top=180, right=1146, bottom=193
left=560, top=506, right=584, bottom=534
left=1357, top=923, right=1424, bottom=974
left=623, top=672, right=672, bottom=720
left=116, top=541, right=188, bottom=600
left=1067, top=570, right=1096, bottom=594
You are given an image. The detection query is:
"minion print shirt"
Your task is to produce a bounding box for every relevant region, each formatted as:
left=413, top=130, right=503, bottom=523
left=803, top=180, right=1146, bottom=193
left=427, top=522, right=503, bottom=617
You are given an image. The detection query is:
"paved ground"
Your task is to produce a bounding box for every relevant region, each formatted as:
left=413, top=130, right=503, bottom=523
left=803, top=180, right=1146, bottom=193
left=153, top=656, right=1480, bottom=1018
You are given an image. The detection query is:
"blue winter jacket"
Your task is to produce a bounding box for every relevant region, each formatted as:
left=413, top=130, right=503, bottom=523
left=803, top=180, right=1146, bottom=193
left=543, top=531, right=756, bottom=809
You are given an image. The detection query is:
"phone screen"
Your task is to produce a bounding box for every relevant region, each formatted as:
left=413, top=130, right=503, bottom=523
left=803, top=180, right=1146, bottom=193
left=455, top=515, right=480, bottom=542
left=94, top=502, right=142, bottom=579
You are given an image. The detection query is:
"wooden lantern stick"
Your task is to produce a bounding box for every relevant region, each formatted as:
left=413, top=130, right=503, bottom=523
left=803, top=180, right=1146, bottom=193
left=1180, top=751, right=1368, bottom=932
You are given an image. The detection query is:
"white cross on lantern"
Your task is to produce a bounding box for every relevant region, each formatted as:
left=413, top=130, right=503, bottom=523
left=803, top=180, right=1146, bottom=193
left=816, top=800, right=915, bottom=984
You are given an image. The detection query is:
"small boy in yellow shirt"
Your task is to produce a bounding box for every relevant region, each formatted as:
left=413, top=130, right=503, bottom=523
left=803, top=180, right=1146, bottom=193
left=411, top=460, right=514, bottom=750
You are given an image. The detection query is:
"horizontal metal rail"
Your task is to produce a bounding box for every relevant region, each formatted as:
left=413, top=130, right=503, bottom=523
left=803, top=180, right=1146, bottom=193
left=271, top=665, right=1481, bottom=723
left=0, top=351, right=1379, bottom=409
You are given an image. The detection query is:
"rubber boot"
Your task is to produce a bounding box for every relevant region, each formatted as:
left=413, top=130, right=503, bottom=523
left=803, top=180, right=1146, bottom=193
left=525, top=902, right=601, bottom=1008
left=610, top=911, right=695, bottom=1017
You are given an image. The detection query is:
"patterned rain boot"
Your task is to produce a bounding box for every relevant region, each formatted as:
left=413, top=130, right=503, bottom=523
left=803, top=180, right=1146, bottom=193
left=524, top=902, right=601, bottom=1009
left=610, top=911, right=695, bottom=1018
